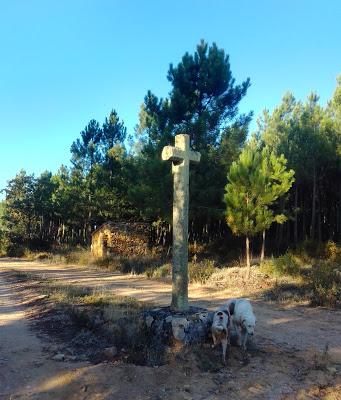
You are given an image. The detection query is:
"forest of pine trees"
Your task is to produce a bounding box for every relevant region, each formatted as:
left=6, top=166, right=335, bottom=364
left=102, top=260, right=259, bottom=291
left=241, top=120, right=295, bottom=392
left=1, top=41, right=341, bottom=260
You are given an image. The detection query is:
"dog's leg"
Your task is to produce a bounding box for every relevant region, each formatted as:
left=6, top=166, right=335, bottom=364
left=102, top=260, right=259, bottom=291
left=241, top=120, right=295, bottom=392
left=221, top=338, right=227, bottom=365
left=212, top=333, right=217, bottom=348
left=235, top=324, right=242, bottom=347
left=241, top=331, right=250, bottom=364
left=242, top=331, right=248, bottom=351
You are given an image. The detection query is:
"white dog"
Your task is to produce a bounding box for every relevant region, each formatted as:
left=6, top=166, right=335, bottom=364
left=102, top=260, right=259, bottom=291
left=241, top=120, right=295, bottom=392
left=211, top=309, right=231, bottom=364
left=226, top=298, right=256, bottom=351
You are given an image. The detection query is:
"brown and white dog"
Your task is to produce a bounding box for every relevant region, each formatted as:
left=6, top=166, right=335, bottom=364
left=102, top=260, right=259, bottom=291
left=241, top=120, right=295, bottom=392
left=211, top=308, right=231, bottom=364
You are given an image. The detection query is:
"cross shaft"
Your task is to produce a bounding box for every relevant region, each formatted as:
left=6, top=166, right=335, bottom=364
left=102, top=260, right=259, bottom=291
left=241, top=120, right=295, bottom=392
left=162, top=134, right=200, bottom=312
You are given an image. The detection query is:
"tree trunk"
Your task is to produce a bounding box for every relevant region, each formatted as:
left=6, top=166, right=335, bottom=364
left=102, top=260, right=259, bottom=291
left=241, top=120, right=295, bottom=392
left=278, top=198, right=285, bottom=247
left=87, top=192, right=92, bottom=244
left=294, top=184, right=298, bottom=246
left=260, top=230, right=265, bottom=263
left=245, top=236, right=251, bottom=279
left=286, top=220, right=290, bottom=243
left=339, top=185, right=341, bottom=241
left=317, top=190, right=322, bottom=243
left=40, top=214, right=43, bottom=237
left=310, top=164, right=317, bottom=240
left=302, top=197, right=306, bottom=240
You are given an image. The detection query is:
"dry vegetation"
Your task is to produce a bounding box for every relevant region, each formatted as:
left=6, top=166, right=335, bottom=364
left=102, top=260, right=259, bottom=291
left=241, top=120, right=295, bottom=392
left=11, top=270, right=155, bottom=366
left=144, top=242, right=341, bottom=308
left=9, top=239, right=341, bottom=309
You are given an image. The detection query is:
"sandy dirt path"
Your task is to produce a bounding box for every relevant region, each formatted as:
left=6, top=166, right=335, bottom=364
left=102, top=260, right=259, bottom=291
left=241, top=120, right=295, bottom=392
left=1, top=258, right=340, bottom=362
left=0, top=258, right=341, bottom=400
left=0, top=269, right=90, bottom=400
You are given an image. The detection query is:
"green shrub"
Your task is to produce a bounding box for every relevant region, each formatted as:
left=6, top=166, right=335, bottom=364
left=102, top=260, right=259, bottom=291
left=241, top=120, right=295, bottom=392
left=6, top=244, right=29, bottom=258
left=275, top=252, right=301, bottom=276
left=145, top=263, right=171, bottom=279
left=189, top=259, right=216, bottom=284
left=33, top=252, right=52, bottom=261
left=296, top=239, right=326, bottom=260
left=324, top=240, right=341, bottom=263
left=310, top=261, right=341, bottom=307
left=88, top=253, right=160, bottom=274
left=260, top=258, right=277, bottom=276
left=65, top=249, right=94, bottom=265
left=93, top=255, right=122, bottom=271
left=325, top=240, right=337, bottom=260
left=120, top=255, right=158, bottom=274
left=260, top=252, right=300, bottom=277
left=0, top=231, right=9, bottom=256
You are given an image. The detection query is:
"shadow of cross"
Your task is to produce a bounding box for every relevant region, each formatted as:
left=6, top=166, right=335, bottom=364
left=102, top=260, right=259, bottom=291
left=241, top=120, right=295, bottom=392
left=162, top=134, right=201, bottom=312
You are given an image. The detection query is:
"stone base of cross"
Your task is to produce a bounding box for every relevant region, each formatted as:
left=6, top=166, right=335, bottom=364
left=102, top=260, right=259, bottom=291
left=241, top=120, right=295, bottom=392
left=162, top=134, right=200, bottom=312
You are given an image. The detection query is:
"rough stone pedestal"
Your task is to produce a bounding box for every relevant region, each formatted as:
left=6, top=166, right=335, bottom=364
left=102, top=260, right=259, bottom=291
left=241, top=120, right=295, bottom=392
left=139, top=306, right=213, bottom=365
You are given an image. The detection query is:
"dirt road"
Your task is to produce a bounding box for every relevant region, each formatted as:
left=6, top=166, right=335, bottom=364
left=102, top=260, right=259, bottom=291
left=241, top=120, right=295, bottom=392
left=1, top=258, right=341, bottom=399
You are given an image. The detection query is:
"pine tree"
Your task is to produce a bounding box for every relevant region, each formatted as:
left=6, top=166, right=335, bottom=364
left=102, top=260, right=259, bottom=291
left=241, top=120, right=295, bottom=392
left=258, top=148, right=295, bottom=261
left=3, top=170, right=36, bottom=246
left=224, top=144, right=294, bottom=278
left=135, top=40, right=251, bottom=232
left=70, top=119, right=102, bottom=241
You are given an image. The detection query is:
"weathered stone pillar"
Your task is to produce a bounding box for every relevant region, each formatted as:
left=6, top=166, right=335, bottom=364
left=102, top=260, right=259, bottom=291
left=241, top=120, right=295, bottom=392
left=162, top=134, right=200, bottom=312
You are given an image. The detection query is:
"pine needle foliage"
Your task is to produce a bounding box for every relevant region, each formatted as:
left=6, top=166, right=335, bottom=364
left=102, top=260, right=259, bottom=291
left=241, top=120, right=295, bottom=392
left=224, top=143, right=294, bottom=277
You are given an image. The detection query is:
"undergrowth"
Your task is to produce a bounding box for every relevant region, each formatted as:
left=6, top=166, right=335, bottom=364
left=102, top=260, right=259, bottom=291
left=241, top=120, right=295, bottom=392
left=6, top=239, right=341, bottom=308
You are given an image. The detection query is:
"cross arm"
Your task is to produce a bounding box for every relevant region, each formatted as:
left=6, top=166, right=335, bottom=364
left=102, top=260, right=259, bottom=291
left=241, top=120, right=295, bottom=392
left=162, top=146, right=201, bottom=163
left=189, top=150, right=201, bottom=163
left=162, top=146, right=185, bottom=163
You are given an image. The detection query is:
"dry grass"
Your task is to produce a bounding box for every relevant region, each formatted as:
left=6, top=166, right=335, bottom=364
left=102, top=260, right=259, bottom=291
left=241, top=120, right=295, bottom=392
left=12, top=240, right=341, bottom=308
left=145, top=259, right=216, bottom=284
left=44, top=282, right=150, bottom=320
left=13, top=270, right=151, bottom=324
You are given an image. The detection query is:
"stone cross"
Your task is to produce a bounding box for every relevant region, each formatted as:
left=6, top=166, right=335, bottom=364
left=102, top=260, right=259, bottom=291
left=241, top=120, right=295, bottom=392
left=162, top=134, right=201, bottom=312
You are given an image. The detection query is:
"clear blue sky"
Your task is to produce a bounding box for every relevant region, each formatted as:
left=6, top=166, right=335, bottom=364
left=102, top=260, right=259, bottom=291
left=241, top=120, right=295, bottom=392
left=0, top=0, right=340, bottom=198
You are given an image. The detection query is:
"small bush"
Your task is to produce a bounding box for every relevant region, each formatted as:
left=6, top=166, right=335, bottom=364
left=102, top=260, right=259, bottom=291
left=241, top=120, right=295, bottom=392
left=324, top=240, right=341, bottom=262
left=273, top=252, right=301, bottom=277
left=65, top=249, right=94, bottom=265
left=95, top=255, right=160, bottom=274
left=120, top=255, right=159, bottom=274
left=33, top=252, right=52, bottom=261
left=189, top=259, right=216, bottom=284
left=260, top=258, right=277, bottom=276
left=310, top=261, right=341, bottom=307
left=6, top=244, right=29, bottom=258
left=296, top=239, right=325, bottom=260
left=93, top=255, right=123, bottom=271
left=260, top=252, right=300, bottom=277
left=325, top=240, right=337, bottom=260
left=0, top=231, right=9, bottom=256
left=145, top=263, right=171, bottom=279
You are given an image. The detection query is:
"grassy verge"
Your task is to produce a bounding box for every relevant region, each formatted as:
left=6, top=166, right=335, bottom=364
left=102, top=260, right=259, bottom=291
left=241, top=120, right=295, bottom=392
left=11, top=270, right=153, bottom=364
left=14, top=270, right=150, bottom=320
left=8, top=239, right=341, bottom=308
